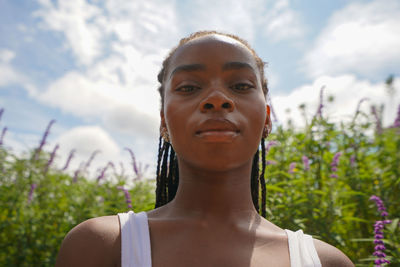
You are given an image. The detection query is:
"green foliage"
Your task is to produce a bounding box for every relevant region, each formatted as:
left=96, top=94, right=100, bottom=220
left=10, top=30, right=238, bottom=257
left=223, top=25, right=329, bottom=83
left=0, top=95, right=399, bottom=266
left=0, top=147, right=155, bottom=266
left=264, top=102, right=400, bottom=266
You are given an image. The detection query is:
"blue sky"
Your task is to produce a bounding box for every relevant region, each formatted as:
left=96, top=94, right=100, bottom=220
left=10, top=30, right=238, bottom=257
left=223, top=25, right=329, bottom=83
left=0, top=0, right=399, bottom=179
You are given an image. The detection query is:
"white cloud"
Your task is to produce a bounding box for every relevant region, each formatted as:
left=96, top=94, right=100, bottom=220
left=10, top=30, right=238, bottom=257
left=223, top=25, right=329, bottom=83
left=54, top=126, right=119, bottom=174
left=260, top=0, right=305, bottom=42
left=52, top=125, right=156, bottom=182
left=303, top=0, right=400, bottom=78
left=181, top=0, right=257, bottom=43
left=55, top=125, right=119, bottom=156
left=272, top=75, right=400, bottom=129
left=37, top=52, right=161, bottom=138
left=103, top=104, right=158, bottom=138
left=0, top=49, right=37, bottom=96
left=0, top=63, right=21, bottom=88
left=178, top=0, right=304, bottom=44
left=35, top=0, right=178, bottom=137
left=35, top=0, right=105, bottom=66
left=103, top=0, right=179, bottom=47
left=0, top=49, right=15, bottom=63
left=39, top=71, right=115, bottom=116
left=0, top=49, right=19, bottom=87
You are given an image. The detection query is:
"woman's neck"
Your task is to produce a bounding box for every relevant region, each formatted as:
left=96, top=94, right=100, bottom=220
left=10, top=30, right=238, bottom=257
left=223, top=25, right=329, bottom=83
left=164, top=158, right=259, bottom=224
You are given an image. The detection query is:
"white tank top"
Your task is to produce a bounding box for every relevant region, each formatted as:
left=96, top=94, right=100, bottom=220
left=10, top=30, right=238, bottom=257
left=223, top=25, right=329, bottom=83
left=118, top=211, right=322, bottom=267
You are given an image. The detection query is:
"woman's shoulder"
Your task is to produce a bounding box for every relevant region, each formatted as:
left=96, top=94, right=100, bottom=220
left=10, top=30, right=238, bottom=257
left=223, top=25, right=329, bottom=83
left=55, top=215, right=121, bottom=267
left=312, top=238, right=355, bottom=267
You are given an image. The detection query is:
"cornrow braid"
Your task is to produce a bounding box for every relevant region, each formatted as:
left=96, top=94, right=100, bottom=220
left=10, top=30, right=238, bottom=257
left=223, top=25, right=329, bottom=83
left=259, top=138, right=267, bottom=217
left=155, top=30, right=270, bottom=217
left=251, top=147, right=260, bottom=212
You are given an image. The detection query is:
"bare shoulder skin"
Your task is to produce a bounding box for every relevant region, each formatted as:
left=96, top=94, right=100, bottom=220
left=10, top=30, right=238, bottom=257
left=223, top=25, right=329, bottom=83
left=55, top=215, right=121, bottom=267
left=313, top=238, right=355, bottom=267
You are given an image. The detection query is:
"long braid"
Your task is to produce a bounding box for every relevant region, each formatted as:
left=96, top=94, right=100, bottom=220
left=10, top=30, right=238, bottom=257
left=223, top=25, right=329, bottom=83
left=172, top=155, right=179, bottom=198
left=167, top=148, right=176, bottom=201
left=250, top=148, right=260, bottom=213
left=155, top=137, right=164, bottom=207
left=161, top=143, right=170, bottom=204
left=155, top=141, right=170, bottom=207
left=168, top=153, right=179, bottom=201
left=259, top=138, right=267, bottom=217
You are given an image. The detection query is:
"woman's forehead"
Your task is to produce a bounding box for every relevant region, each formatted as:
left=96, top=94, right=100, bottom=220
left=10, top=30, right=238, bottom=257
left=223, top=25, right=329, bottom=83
left=169, top=35, right=257, bottom=68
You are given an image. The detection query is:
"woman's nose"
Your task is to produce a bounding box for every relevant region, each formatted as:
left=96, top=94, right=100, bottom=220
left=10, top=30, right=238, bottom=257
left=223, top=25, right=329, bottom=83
left=200, top=90, right=235, bottom=113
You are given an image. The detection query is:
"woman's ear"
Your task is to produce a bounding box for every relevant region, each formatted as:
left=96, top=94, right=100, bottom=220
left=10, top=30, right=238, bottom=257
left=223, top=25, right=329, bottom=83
left=265, top=105, right=272, bottom=131
left=160, top=110, right=167, bottom=133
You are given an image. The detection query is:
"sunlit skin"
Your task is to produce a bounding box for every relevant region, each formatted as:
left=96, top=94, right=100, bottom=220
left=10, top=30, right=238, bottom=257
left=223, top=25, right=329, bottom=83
left=54, top=34, right=355, bottom=267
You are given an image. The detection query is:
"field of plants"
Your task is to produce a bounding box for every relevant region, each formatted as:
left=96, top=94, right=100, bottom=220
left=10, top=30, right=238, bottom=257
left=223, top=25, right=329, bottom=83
left=0, top=88, right=399, bottom=266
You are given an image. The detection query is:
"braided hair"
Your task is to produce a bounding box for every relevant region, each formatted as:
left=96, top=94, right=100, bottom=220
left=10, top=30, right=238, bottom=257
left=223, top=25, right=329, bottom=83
left=155, top=30, right=270, bottom=218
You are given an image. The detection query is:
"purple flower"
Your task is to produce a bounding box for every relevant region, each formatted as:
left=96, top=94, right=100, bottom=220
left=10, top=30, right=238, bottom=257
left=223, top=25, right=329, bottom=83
left=302, top=156, right=310, bottom=171
left=375, top=258, right=390, bottom=265
left=350, top=155, right=356, bottom=167
left=381, top=211, right=388, bottom=217
left=375, top=245, right=385, bottom=251
left=62, top=149, right=76, bottom=171
left=28, top=183, right=38, bottom=204
left=329, top=152, right=342, bottom=178
left=97, top=166, right=108, bottom=182
left=0, top=127, right=7, bottom=146
left=315, top=86, right=325, bottom=118
left=73, top=169, right=80, bottom=183
left=355, top=97, right=369, bottom=115
left=84, top=150, right=101, bottom=171
left=34, top=120, right=56, bottom=161
left=265, top=141, right=278, bottom=153
left=266, top=160, right=277, bottom=165
left=371, top=106, right=383, bottom=134
left=108, top=161, right=117, bottom=175
left=125, top=147, right=139, bottom=176
left=134, top=162, right=144, bottom=181
left=288, top=162, right=296, bottom=174
left=392, top=104, right=400, bottom=128
left=0, top=108, right=4, bottom=122
left=44, top=144, right=59, bottom=174
left=97, top=162, right=115, bottom=182
left=72, top=162, right=84, bottom=183
left=370, top=195, right=389, bottom=217
left=370, top=195, right=391, bottom=266
left=117, top=186, right=132, bottom=209
left=331, top=152, right=342, bottom=167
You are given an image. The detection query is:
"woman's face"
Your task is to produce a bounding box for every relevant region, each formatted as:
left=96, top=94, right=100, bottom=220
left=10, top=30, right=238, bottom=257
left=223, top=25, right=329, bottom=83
left=161, top=35, right=269, bottom=172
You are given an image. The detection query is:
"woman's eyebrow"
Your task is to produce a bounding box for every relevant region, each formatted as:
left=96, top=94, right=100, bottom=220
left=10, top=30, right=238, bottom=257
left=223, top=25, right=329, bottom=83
left=222, top=61, right=255, bottom=72
left=170, top=61, right=256, bottom=78
left=170, top=64, right=205, bottom=78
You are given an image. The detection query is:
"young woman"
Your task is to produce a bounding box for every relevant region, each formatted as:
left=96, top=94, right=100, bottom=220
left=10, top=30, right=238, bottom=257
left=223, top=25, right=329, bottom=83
left=55, top=31, right=354, bottom=267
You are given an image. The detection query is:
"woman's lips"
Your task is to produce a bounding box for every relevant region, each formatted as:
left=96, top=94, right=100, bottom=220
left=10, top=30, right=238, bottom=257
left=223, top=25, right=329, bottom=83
left=195, top=130, right=240, bottom=143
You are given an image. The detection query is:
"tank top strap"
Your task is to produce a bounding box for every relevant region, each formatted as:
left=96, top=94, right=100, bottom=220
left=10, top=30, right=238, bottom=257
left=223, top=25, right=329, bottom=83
left=118, top=211, right=152, bottom=267
left=284, top=229, right=322, bottom=267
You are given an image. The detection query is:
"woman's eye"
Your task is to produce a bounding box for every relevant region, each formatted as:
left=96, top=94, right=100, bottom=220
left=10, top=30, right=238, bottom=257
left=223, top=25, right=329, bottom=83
left=231, top=83, right=254, bottom=91
left=176, top=85, right=198, bottom=93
